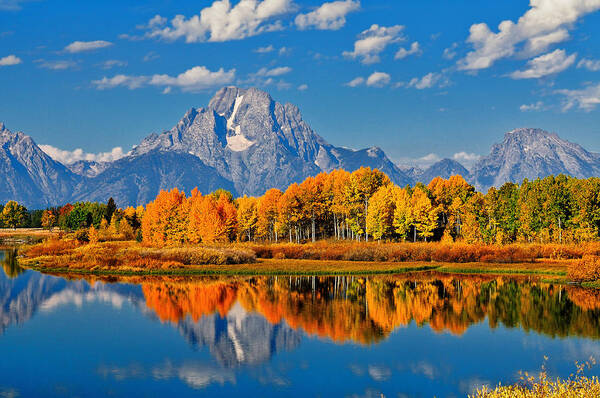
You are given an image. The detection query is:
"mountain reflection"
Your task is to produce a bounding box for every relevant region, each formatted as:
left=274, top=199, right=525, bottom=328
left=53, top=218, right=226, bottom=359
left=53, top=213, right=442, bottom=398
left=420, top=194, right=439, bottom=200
left=2, top=253, right=600, bottom=369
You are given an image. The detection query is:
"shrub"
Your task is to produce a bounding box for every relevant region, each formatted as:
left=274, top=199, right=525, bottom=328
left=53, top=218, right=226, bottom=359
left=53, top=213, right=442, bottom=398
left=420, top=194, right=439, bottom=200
left=568, top=255, right=600, bottom=282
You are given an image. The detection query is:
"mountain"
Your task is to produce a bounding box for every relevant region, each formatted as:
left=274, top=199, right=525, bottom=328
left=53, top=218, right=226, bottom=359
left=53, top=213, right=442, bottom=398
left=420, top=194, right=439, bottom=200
left=67, top=160, right=110, bottom=178
left=129, top=87, right=411, bottom=198
left=408, top=158, right=470, bottom=185
left=0, top=123, right=80, bottom=208
left=471, top=128, right=600, bottom=191
left=71, top=151, right=235, bottom=206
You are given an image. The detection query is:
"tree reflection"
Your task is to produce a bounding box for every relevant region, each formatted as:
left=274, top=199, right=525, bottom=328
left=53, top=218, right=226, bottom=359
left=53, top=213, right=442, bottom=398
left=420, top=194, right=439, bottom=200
left=136, top=273, right=600, bottom=344
left=1, top=249, right=24, bottom=278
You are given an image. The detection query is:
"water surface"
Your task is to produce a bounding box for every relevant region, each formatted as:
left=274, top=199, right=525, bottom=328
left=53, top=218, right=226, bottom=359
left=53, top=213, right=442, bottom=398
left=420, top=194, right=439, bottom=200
left=1, top=249, right=599, bottom=397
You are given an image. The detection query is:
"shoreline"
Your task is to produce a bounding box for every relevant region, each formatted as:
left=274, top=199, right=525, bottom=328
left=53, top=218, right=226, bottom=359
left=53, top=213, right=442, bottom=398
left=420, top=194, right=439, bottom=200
left=22, top=257, right=570, bottom=278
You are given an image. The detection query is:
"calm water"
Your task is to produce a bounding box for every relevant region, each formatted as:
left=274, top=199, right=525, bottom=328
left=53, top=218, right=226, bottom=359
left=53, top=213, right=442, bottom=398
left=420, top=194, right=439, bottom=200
left=1, top=249, right=600, bottom=397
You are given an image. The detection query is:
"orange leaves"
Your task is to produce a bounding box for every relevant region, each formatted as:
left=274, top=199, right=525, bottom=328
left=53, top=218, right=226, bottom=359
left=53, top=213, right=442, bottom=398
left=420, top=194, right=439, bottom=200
left=142, top=188, right=188, bottom=246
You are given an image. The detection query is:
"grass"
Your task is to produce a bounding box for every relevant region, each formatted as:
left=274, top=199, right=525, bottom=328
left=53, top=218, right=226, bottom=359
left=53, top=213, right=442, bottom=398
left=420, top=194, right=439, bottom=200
left=472, top=360, right=600, bottom=397
left=18, top=238, right=600, bottom=282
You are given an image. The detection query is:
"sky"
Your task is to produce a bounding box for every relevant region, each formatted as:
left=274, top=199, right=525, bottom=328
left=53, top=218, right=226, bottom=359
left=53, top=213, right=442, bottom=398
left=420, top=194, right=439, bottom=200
left=1, top=0, right=600, bottom=169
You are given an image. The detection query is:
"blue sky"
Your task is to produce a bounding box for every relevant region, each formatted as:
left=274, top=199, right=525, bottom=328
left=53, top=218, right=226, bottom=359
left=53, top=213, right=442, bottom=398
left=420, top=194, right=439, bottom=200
left=1, top=0, right=600, bottom=168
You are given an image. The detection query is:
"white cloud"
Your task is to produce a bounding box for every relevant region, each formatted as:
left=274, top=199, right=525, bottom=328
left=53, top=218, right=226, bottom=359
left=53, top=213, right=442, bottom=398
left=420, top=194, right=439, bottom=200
left=453, top=151, right=481, bottom=168
left=143, top=51, right=160, bottom=62
left=254, top=44, right=274, bottom=53
left=345, top=72, right=390, bottom=88
left=37, top=59, right=77, bottom=70
left=150, top=66, right=236, bottom=92
left=578, top=58, right=600, bottom=72
left=253, top=66, right=292, bottom=76
left=519, top=101, right=545, bottom=111
left=0, top=54, right=21, bottom=66
left=343, top=24, right=405, bottom=64
left=39, top=145, right=128, bottom=165
left=92, top=66, right=236, bottom=92
left=297, top=83, right=308, bottom=91
left=556, top=82, right=600, bottom=111
left=442, top=42, right=458, bottom=60
left=399, top=152, right=480, bottom=169
left=510, top=49, right=576, bottom=79
left=395, top=41, right=421, bottom=60
left=64, top=40, right=113, bottom=53
left=345, top=76, right=364, bottom=87
left=404, top=72, right=447, bottom=89
left=92, top=74, right=148, bottom=90
left=144, top=0, right=294, bottom=43
left=366, top=71, right=390, bottom=87
left=295, top=0, right=359, bottom=30
left=459, top=0, right=600, bottom=71
left=100, top=59, right=127, bottom=69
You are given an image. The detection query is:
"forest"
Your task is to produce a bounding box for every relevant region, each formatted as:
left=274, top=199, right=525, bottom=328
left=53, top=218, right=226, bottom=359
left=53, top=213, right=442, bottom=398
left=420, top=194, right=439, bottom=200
left=2, top=167, right=600, bottom=246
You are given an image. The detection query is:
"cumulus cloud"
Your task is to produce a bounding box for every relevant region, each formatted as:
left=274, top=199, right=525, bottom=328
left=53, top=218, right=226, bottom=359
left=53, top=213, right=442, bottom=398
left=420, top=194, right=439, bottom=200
left=253, top=66, right=292, bottom=77
left=92, top=65, right=236, bottom=92
left=510, top=49, right=576, bottom=79
left=577, top=58, right=600, bottom=72
left=399, top=152, right=480, bottom=169
left=254, top=44, right=274, bottom=53
left=297, top=83, right=308, bottom=91
left=150, top=66, right=236, bottom=92
left=36, top=59, right=77, bottom=70
left=402, top=72, right=447, bottom=89
left=295, top=0, right=359, bottom=30
left=345, top=71, right=390, bottom=87
left=345, top=76, right=364, bottom=87
left=453, top=151, right=481, bottom=168
left=556, top=82, right=600, bottom=111
left=443, top=42, right=459, bottom=60
left=395, top=41, right=421, bottom=60
left=92, top=74, right=148, bottom=90
left=0, top=54, right=21, bottom=66
left=366, top=71, right=390, bottom=87
left=144, top=0, right=294, bottom=43
left=343, top=24, right=405, bottom=64
left=64, top=40, right=112, bottom=53
left=39, top=145, right=128, bottom=165
left=100, top=59, right=127, bottom=69
left=459, top=0, right=600, bottom=71
left=519, top=101, right=545, bottom=111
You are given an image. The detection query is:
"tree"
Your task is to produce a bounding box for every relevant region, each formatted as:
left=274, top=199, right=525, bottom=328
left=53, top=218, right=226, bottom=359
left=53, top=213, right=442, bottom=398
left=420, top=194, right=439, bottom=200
left=410, top=186, right=439, bottom=241
left=366, top=185, right=396, bottom=240
left=1, top=201, right=28, bottom=229
left=105, top=197, right=117, bottom=222
left=142, top=188, right=188, bottom=246
left=41, top=210, right=56, bottom=230
left=237, top=196, right=258, bottom=241
left=345, top=167, right=391, bottom=241
left=257, top=189, right=282, bottom=241
left=393, top=186, right=413, bottom=241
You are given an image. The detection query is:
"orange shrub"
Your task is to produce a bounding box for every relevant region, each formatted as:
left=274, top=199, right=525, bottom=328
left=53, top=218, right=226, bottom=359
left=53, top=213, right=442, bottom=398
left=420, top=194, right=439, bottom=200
left=568, top=255, right=600, bottom=282
left=25, top=239, right=80, bottom=257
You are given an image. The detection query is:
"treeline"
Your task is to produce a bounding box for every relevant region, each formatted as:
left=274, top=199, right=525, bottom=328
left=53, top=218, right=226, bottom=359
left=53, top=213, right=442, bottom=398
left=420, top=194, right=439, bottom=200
left=4, top=167, right=600, bottom=245
left=141, top=168, right=600, bottom=245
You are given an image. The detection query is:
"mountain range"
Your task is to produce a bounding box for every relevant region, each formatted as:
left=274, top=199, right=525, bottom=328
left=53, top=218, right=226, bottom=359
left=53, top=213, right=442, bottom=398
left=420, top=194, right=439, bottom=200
left=1, top=87, right=600, bottom=208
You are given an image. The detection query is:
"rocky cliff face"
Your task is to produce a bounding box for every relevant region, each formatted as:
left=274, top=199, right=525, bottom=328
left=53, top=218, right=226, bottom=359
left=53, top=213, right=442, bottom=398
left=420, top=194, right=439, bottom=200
left=471, top=128, right=600, bottom=191
left=0, top=123, right=80, bottom=208
left=410, top=158, right=471, bottom=185
left=130, top=86, right=411, bottom=197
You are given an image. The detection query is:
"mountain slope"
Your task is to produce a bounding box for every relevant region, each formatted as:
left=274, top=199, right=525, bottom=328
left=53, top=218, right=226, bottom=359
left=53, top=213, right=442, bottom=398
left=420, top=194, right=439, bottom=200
left=72, top=151, right=235, bottom=206
left=130, top=87, right=411, bottom=196
left=412, top=159, right=470, bottom=185
left=0, top=123, right=79, bottom=208
left=471, top=128, right=600, bottom=191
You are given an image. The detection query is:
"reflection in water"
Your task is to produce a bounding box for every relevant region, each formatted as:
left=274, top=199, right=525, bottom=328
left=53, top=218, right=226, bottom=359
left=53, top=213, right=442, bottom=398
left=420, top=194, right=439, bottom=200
left=2, top=259, right=600, bottom=396
left=0, top=249, right=24, bottom=279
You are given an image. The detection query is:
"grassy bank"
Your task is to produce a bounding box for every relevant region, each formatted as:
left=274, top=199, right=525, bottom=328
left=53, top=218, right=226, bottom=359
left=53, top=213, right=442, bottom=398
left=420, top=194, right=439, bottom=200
left=18, top=238, right=598, bottom=279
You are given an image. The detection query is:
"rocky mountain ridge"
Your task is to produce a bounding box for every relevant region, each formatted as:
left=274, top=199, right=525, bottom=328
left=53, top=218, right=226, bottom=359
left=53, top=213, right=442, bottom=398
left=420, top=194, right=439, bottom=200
left=2, top=88, right=600, bottom=208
